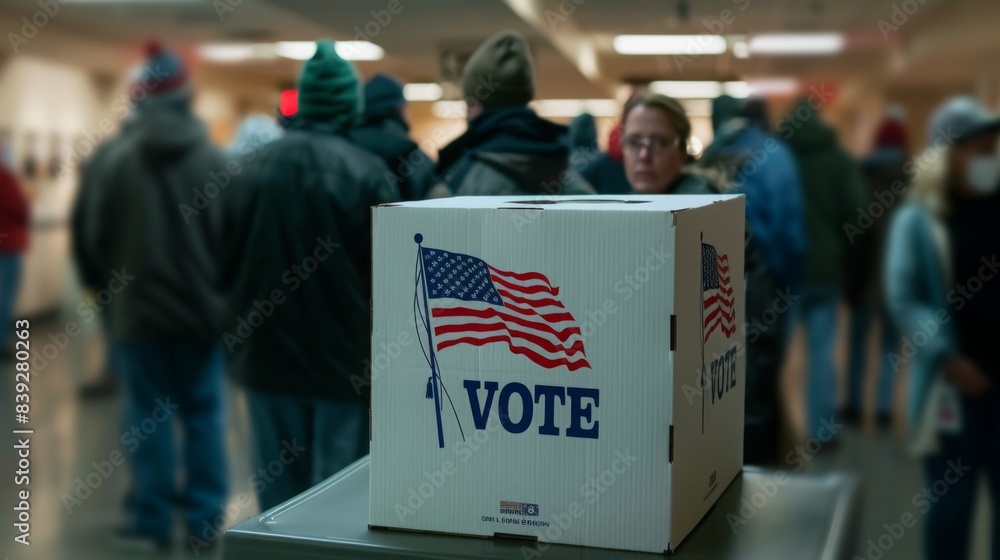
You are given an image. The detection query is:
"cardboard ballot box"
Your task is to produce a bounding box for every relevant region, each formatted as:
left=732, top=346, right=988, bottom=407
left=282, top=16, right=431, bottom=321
left=370, top=195, right=746, bottom=554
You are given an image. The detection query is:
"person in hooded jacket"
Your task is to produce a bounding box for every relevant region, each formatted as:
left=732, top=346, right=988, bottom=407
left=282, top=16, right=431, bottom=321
left=433, top=31, right=593, bottom=197
left=780, top=96, right=868, bottom=444
left=621, top=92, right=782, bottom=465
left=352, top=74, right=436, bottom=201
left=71, top=66, right=148, bottom=401
left=568, top=112, right=632, bottom=195
left=843, top=110, right=910, bottom=427
left=699, top=95, right=806, bottom=301
left=229, top=40, right=401, bottom=512
left=83, top=43, right=232, bottom=553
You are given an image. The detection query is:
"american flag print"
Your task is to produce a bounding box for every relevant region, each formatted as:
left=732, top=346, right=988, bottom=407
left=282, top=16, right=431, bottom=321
left=702, top=243, right=735, bottom=342
left=419, top=247, right=591, bottom=371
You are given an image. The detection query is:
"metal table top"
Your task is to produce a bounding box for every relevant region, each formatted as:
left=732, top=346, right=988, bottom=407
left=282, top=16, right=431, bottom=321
left=224, top=457, right=859, bottom=559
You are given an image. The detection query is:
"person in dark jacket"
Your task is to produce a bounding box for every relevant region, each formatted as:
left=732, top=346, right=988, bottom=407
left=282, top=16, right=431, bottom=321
left=84, top=43, right=231, bottom=552
left=699, top=95, right=806, bottom=300
left=621, top=92, right=782, bottom=465
left=568, top=112, right=600, bottom=176
left=0, top=162, right=28, bottom=354
left=433, top=31, right=593, bottom=197
left=781, top=96, right=868, bottom=442
left=352, top=74, right=436, bottom=200
left=568, top=112, right=632, bottom=195
left=70, top=68, right=148, bottom=401
left=843, top=111, right=910, bottom=427
left=885, top=95, right=1000, bottom=560
left=228, top=40, right=401, bottom=512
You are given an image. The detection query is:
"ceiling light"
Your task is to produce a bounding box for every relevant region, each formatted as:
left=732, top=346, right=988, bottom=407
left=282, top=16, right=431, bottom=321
left=613, top=35, right=726, bottom=55
left=403, top=83, right=444, bottom=102
left=274, top=41, right=384, bottom=62
left=532, top=99, right=620, bottom=118
left=275, top=41, right=316, bottom=60
left=198, top=44, right=256, bottom=63
left=732, top=41, right=750, bottom=59
left=432, top=101, right=467, bottom=119
left=746, top=78, right=799, bottom=95
left=748, top=33, right=844, bottom=55
left=335, top=41, right=384, bottom=61
left=722, top=81, right=751, bottom=98
left=649, top=81, right=723, bottom=99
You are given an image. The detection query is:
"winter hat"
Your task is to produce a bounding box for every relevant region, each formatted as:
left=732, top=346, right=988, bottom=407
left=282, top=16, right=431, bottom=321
left=364, top=74, right=406, bottom=120
left=711, top=95, right=742, bottom=133
left=131, top=41, right=191, bottom=107
left=873, top=119, right=908, bottom=152
left=462, top=31, right=535, bottom=110
left=296, top=40, right=363, bottom=124
left=742, top=97, right=771, bottom=131
left=926, top=96, right=1000, bottom=148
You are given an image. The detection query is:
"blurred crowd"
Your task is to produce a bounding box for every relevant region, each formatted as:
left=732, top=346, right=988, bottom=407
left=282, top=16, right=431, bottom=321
left=0, top=30, right=998, bottom=560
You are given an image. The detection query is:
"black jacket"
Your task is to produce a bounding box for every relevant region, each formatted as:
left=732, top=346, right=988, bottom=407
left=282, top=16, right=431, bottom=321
left=435, top=106, right=594, bottom=197
left=72, top=119, right=136, bottom=292
left=671, top=171, right=783, bottom=464
left=845, top=147, right=908, bottom=307
left=86, top=108, right=234, bottom=341
left=351, top=115, right=436, bottom=201
left=229, top=119, right=401, bottom=401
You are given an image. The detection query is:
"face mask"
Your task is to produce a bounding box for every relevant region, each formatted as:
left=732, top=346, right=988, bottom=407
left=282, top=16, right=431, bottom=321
left=967, top=155, right=1000, bottom=195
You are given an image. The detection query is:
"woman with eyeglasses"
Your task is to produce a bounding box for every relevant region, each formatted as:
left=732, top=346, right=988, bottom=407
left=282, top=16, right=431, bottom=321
left=620, top=92, right=783, bottom=465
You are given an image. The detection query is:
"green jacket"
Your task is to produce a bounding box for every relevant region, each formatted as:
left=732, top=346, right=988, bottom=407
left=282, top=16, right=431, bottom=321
left=781, top=104, right=868, bottom=285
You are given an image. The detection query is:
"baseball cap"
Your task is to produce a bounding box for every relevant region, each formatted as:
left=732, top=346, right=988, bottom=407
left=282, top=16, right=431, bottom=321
left=926, top=96, right=1000, bottom=148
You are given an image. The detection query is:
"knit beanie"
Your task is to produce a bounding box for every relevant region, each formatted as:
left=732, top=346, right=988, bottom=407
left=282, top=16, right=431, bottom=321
left=462, top=31, right=534, bottom=109
left=132, top=41, right=191, bottom=108
left=711, top=95, right=742, bottom=133
left=874, top=119, right=909, bottom=152
left=296, top=40, right=363, bottom=124
left=364, top=74, right=406, bottom=121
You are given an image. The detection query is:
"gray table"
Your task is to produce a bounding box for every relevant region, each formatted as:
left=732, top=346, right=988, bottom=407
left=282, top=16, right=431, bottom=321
left=224, top=457, right=860, bottom=559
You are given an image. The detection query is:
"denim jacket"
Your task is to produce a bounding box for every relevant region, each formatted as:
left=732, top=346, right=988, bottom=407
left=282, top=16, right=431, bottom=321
left=884, top=203, right=958, bottom=452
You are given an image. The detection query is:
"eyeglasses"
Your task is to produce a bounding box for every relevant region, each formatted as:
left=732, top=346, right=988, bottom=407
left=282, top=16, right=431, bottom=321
left=622, top=135, right=680, bottom=155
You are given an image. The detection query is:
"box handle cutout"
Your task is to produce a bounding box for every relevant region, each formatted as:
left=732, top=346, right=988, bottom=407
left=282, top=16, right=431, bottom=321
left=505, top=199, right=652, bottom=205
left=669, top=425, right=675, bottom=464
left=670, top=314, right=677, bottom=351
left=494, top=532, right=539, bottom=543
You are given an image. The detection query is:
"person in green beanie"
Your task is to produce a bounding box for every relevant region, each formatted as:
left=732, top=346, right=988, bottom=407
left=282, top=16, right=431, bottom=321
left=228, top=39, right=400, bottom=511
left=433, top=31, right=594, bottom=197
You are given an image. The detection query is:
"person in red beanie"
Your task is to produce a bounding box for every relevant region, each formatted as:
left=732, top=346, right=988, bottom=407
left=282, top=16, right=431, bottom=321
left=0, top=161, right=28, bottom=355
left=843, top=105, right=911, bottom=428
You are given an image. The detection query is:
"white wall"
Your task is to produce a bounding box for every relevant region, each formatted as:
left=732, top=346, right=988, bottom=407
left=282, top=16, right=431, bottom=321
left=0, top=56, right=104, bottom=315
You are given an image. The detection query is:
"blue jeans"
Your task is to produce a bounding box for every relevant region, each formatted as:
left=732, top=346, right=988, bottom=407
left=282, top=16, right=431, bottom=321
left=923, top=388, right=1000, bottom=560
left=800, top=286, right=839, bottom=439
left=847, top=305, right=899, bottom=414
left=246, top=391, right=368, bottom=511
left=115, top=340, right=228, bottom=540
left=0, top=254, right=21, bottom=348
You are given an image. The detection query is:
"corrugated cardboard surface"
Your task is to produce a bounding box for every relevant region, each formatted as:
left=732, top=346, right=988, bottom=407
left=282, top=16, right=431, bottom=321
left=670, top=198, right=746, bottom=550
left=370, top=196, right=743, bottom=554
